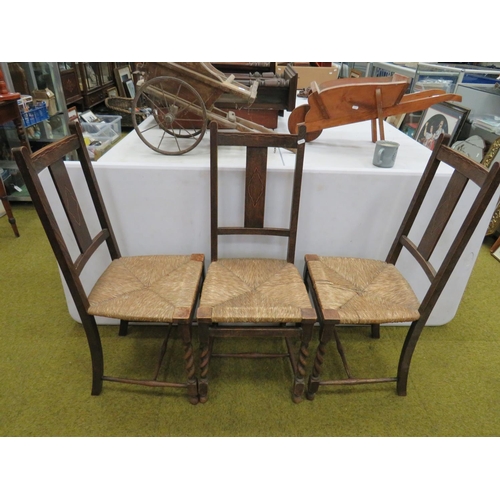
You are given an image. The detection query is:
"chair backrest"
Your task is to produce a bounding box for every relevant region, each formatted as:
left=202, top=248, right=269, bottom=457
left=209, top=121, right=307, bottom=263
left=12, top=121, right=121, bottom=319
left=386, top=132, right=500, bottom=321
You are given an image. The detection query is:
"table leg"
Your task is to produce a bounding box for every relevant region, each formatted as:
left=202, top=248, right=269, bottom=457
left=0, top=179, right=19, bottom=237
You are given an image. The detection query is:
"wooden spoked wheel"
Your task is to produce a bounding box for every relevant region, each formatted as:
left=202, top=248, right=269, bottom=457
left=288, top=104, right=322, bottom=142
left=132, top=76, right=208, bottom=155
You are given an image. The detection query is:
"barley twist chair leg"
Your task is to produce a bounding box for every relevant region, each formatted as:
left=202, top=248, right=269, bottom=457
left=183, top=340, right=199, bottom=405
left=306, top=323, right=332, bottom=400
left=292, top=339, right=310, bottom=403
left=289, top=321, right=311, bottom=403
left=306, top=340, right=327, bottom=401
left=177, top=322, right=198, bottom=404
left=198, top=323, right=210, bottom=403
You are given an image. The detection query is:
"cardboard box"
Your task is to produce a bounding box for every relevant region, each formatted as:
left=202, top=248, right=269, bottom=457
left=32, top=88, right=57, bottom=116
left=276, top=64, right=339, bottom=89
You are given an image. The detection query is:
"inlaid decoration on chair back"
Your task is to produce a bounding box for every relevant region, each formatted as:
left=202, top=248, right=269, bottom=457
left=386, top=132, right=500, bottom=320
left=209, top=121, right=307, bottom=263
left=12, top=122, right=120, bottom=314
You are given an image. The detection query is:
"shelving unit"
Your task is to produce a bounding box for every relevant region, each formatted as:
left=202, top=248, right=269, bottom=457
left=0, top=62, right=73, bottom=201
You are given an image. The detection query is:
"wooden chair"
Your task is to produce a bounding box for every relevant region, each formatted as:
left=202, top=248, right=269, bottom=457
left=196, top=121, right=316, bottom=403
left=303, top=133, right=500, bottom=399
left=12, top=122, right=204, bottom=404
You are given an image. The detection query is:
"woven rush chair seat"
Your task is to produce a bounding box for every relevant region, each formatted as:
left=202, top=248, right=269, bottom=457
left=88, top=255, right=203, bottom=323
left=197, top=121, right=316, bottom=404
left=304, top=133, right=500, bottom=400
left=13, top=122, right=204, bottom=404
left=305, top=256, right=420, bottom=324
left=199, top=258, right=313, bottom=323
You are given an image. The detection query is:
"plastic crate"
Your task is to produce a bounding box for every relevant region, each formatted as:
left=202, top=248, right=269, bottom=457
left=84, top=136, right=114, bottom=161
left=80, top=114, right=122, bottom=137
left=82, top=118, right=119, bottom=145
left=83, top=126, right=120, bottom=161
left=21, top=102, right=49, bottom=127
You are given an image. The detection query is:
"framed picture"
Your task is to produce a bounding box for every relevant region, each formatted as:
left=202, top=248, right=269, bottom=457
left=125, top=79, right=136, bottom=98
left=67, top=106, right=79, bottom=122
left=482, top=136, right=500, bottom=170
left=107, top=86, right=118, bottom=98
left=483, top=137, right=500, bottom=239
left=386, top=113, right=406, bottom=129
left=79, top=110, right=101, bottom=123
left=114, top=65, right=133, bottom=97
left=414, top=102, right=470, bottom=150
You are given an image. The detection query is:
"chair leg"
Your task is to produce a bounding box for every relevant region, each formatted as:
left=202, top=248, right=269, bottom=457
left=371, top=324, right=380, bottom=339
left=292, top=322, right=313, bottom=403
left=198, top=322, right=210, bottom=403
left=118, top=320, right=129, bottom=336
left=306, top=324, right=332, bottom=400
left=179, top=323, right=199, bottom=405
left=0, top=183, right=20, bottom=237
left=81, top=315, right=104, bottom=395
left=397, top=319, right=425, bottom=396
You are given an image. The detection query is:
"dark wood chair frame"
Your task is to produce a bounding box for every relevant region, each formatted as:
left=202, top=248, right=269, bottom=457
left=304, top=133, right=500, bottom=399
left=12, top=122, right=204, bottom=403
left=197, top=121, right=317, bottom=403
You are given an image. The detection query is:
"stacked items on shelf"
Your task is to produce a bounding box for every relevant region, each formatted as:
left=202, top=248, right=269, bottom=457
left=472, top=115, right=500, bottom=135
left=17, top=95, right=49, bottom=140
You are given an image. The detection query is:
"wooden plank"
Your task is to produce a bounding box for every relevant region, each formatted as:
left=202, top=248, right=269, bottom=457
left=244, top=147, right=267, bottom=228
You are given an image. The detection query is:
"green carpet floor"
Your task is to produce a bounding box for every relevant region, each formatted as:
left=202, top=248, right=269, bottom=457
left=1, top=203, right=500, bottom=437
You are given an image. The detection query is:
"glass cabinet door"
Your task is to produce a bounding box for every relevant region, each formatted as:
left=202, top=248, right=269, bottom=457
left=100, top=63, right=114, bottom=85
left=82, top=62, right=101, bottom=90
left=4, top=62, right=70, bottom=143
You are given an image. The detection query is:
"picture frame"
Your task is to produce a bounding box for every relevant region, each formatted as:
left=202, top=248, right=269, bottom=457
left=386, top=113, right=406, bottom=129
left=482, top=136, right=500, bottom=170
left=414, top=102, right=470, bottom=151
left=398, top=111, right=423, bottom=139
left=79, top=110, right=101, bottom=123
left=107, top=86, right=118, bottom=98
left=114, top=65, right=133, bottom=97
left=67, top=106, right=79, bottom=122
left=125, top=79, right=136, bottom=98
left=483, top=137, right=500, bottom=240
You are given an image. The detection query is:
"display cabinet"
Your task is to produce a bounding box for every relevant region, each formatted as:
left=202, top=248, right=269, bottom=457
left=58, top=62, right=83, bottom=107
left=77, top=63, right=117, bottom=108
left=0, top=62, right=73, bottom=201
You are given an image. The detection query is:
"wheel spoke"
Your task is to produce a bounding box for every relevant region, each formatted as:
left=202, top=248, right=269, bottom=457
left=132, top=75, right=207, bottom=155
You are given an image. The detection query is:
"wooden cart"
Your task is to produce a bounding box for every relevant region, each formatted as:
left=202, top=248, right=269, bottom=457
left=287, top=76, right=464, bottom=143
left=131, top=62, right=279, bottom=155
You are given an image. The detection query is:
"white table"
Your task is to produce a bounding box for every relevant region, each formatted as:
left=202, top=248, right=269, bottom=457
left=51, top=112, right=498, bottom=326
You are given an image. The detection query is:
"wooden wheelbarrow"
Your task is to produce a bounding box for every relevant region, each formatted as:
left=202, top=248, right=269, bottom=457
left=131, top=62, right=279, bottom=155
left=287, top=76, right=463, bottom=143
